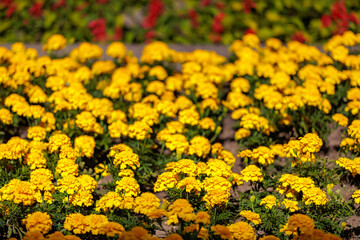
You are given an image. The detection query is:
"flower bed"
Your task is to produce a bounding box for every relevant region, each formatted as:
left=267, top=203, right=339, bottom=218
left=1, top=32, right=360, bottom=239
left=0, top=0, right=360, bottom=43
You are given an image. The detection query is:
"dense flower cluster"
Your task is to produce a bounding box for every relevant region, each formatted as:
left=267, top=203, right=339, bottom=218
left=1, top=33, right=358, bottom=239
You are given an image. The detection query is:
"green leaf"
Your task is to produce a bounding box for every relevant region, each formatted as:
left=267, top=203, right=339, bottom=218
left=0, top=20, right=12, bottom=33
left=44, top=10, right=57, bottom=28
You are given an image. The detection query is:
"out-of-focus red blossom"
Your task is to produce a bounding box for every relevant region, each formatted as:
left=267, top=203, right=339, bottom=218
left=243, top=0, right=256, bottom=14
left=0, top=0, right=12, bottom=7
left=331, top=0, right=347, bottom=21
left=113, top=27, right=123, bottom=41
left=321, top=14, right=332, bottom=28
left=6, top=4, right=16, bottom=18
left=29, top=2, right=43, bottom=18
left=88, top=18, right=107, bottom=41
left=291, top=32, right=307, bottom=43
left=216, top=2, right=225, bottom=10
left=97, top=0, right=109, bottom=4
left=200, top=0, right=211, bottom=7
left=52, top=0, right=66, bottom=10
left=348, top=12, right=360, bottom=25
left=209, top=34, right=221, bottom=43
left=189, top=9, right=199, bottom=28
left=245, top=28, right=256, bottom=35
left=212, top=12, right=226, bottom=33
left=145, top=30, right=156, bottom=43
left=76, top=2, right=88, bottom=11
left=142, top=0, right=163, bottom=29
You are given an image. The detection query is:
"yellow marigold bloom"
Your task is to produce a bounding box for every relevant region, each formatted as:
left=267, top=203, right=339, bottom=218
left=205, top=159, right=232, bottom=179
left=231, top=78, right=250, bottom=93
left=48, top=132, right=71, bottom=153
left=112, top=150, right=140, bottom=170
left=134, top=192, right=160, bottom=216
left=46, top=231, right=81, bottom=240
left=40, top=112, right=56, bottom=132
left=84, top=214, right=109, bottom=235
left=198, top=117, right=216, bottom=131
left=59, top=145, right=78, bottom=161
left=282, top=199, right=299, bottom=212
left=118, top=169, right=135, bottom=178
left=240, top=210, right=261, bottom=225
left=165, top=134, right=189, bottom=154
left=348, top=119, right=360, bottom=139
left=43, top=34, right=67, bottom=51
left=22, top=212, right=52, bottom=234
left=107, top=109, right=127, bottom=124
left=154, top=172, right=180, bottom=192
left=194, top=211, right=210, bottom=225
left=222, top=92, right=254, bottom=110
left=147, top=208, right=167, bottom=219
left=22, top=230, right=45, bottom=240
left=203, top=188, right=231, bottom=208
left=0, top=108, right=13, bottom=125
left=92, top=60, right=116, bottom=75
left=0, top=179, right=36, bottom=205
left=11, top=42, right=26, bottom=53
left=26, top=126, right=46, bottom=141
left=217, top=150, right=236, bottom=166
left=120, top=226, right=152, bottom=240
left=270, top=71, right=290, bottom=90
left=167, top=199, right=195, bottom=225
left=75, top=111, right=99, bottom=133
left=187, top=136, right=211, bottom=158
left=201, top=98, right=219, bottom=111
left=149, top=65, right=168, bottom=80
left=235, top=128, right=251, bottom=140
left=177, top=177, right=203, bottom=194
left=5, top=136, right=29, bottom=159
left=108, top=120, right=128, bottom=138
left=251, top=146, right=275, bottom=165
left=166, top=159, right=201, bottom=177
left=228, top=221, right=256, bottom=240
left=211, top=142, right=223, bottom=155
left=211, top=224, right=232, bottom=239
left=175, top=95, right=194, bottom=110
left=109, top=144, right=133, bottom=156
left=115, top=177, right=140, bottom=197
left=95, top=191, right=124, bottom=212
left=30, top=168, right=55, bottom=198
left=99, top=221, right=125, bottom=237
left=74, top=135, right=96, bottom=158
left=56, top=158, right=78, bottom=177
left=166, top=121, right=185, bottom=134
left=70, top=42, right=103, bottom=62
left=56, top=175, right=80, bottom=195
left=106, top=42, right=127, bottom=59
left=280, top=214, right=314, bottom=236
left=299, top=133, right=322, bottom=153
left=146, top=80, right=166, bottom=96
left=302, top=187, right=328, bottom=205
left=240, top=165, right=263, bottom=182
left=127, top=121, right=152, bottom=140
left=260, top=195, right=278, bottom=209
left=164, top=233, right=184, bottom=240
left=352, top=189, right=360, bottom=204
left=178, top=108, right=200, bottom=126
left=24, top=151, right=47, bottom=169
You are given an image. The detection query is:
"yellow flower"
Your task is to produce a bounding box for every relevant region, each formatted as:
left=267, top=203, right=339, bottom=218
left=280, top=214, right=314, bottom=236
left=64, top=213, right=88, bottom=234
left=281, top=199, right=299, bottom=212
left=133, top=192, right=160, bottom=216
left=211, top=224, right=232, bottom=239
left=228, top=221, right=256, bottom=240
left=154, top=172, right=179, bottom=192
left=167, top=199, right=195, bottom=225
left=240, top=165, right=263, bottom=182
left=352, top=189, right=360, bottom=204
left=177, top=177, right=203, bottom=194
left=260, top=195, right=278, bottom=209
left=0, top=108, right=13, bottom=125
left=43, top=34, right=67, bottom=51
left=99, top=222, right=125, bottom=237
left=22, top=212, right=52, bottom=234
left=115, top=177, right=140, bottom=197
left=240, top=210, right=261, bottom=225
left=106, top=42, right=127, bottom=59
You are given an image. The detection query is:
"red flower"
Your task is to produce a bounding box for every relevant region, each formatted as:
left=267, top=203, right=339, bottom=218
left=29, top=2, right=43, bottom=18
left=88, top=18, right=107, bottom=41
left=145, top=30, right=156, bottom=43
left=348, top=12, right=360, bottom=25
left=291, top=32, right=307, bottom=43
left=6, top=4, right=16, bottom=18
left=76, top=2, right=88, bottom=11
left=331, top=0, right=348, bottom=21
left=243, top=0, right=256, bottom=14
left=216, top=2, right=225, bottom=10
left=245, top=28, right=256, bottom=35
left=200, top=0, right=211, bottom=7
left=321, top=14, right=332, bottom=28
left=142, top=0, right=163, bottom=29
left=52, top=0, right=66, bottom=10
left=0, top=0, right=12, bottom=7
left=211, top=12, right=225, bottom=34
left=189, top=9, right=199, bottom=28
left=209, top=34, right=221, bottom=43
left=113, top=27, right=123, bottom=41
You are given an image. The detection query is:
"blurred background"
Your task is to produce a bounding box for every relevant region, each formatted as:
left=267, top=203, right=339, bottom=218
left=0, top=0, right=359, bottom=44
